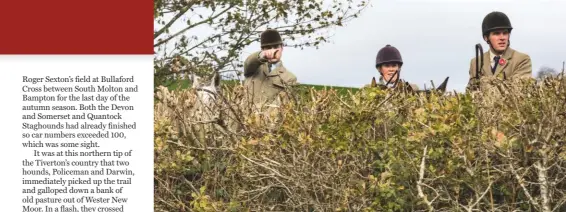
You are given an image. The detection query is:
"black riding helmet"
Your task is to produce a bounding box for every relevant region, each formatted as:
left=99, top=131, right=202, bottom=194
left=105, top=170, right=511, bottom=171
left=260, top=28, right=283, bottom=48
left=375, top=44, right=403, bottom=68
left=482, top=11, right=513, bottom=37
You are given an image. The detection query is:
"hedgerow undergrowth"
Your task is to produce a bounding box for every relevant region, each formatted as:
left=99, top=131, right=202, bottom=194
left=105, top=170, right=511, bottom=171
left=154, top=77, right=566, bottom=212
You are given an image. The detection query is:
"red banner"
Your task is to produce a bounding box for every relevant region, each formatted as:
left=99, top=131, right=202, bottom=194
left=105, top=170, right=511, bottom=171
left=0, top=1, right=153, bottom=54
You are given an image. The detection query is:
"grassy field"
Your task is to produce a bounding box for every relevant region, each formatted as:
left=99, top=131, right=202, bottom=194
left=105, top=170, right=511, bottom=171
left=161, top=79, right=360, bottom=96
left=293, top=83, right=360, bottom=96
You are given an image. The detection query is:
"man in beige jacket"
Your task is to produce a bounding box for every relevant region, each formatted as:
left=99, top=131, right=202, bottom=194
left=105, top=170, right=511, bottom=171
left=467, top=11, right=532, bottom=91
left=243, top=29, right=297, bottom=106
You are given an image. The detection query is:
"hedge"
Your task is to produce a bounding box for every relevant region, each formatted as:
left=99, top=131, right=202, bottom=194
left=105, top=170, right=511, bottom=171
left=154, top=76, right=566, bottom=212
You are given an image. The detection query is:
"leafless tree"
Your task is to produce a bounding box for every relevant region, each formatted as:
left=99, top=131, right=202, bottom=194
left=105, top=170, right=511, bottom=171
left=537, top=66, right=558, bottom=80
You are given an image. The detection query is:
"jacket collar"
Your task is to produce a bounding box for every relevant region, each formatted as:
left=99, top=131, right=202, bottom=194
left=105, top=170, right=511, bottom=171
left=483, top=47, right=515, bottom=77
left=489, top=47, right=515, bottom=60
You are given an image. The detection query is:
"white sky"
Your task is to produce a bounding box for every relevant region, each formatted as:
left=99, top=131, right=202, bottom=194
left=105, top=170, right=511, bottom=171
left=156, top=0, right=566, bottom=92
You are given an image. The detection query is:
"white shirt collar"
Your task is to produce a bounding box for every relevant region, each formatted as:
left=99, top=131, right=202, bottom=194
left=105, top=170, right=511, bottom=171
left=489, top=50, right=502, bottom=67
left=268, top=61, right=282, bottom=72
left=489, top=50, right=502, bottom=60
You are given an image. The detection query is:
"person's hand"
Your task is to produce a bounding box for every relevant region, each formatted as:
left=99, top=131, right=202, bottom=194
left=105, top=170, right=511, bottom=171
left=261, top=49, right=280, bottom=63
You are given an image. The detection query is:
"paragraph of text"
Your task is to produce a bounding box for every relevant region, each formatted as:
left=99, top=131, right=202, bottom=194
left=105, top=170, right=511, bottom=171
left=20, top=75, right=139, bottom=212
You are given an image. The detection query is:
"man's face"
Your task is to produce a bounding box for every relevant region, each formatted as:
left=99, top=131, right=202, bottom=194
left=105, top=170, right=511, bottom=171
left=378, top=63, right=400, bottom=82
left=486, top=29, right=510, bottom=53
left=261, top=44, right=283, bottom=62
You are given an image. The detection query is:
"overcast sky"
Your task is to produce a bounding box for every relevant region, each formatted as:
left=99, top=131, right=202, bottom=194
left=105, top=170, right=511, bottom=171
left=157, top=0, right=566, bottom=92
left=238, top=0, right=566, bottom=92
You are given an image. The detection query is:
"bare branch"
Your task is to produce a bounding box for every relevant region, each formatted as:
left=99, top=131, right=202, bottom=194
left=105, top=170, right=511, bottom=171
left=510, top=163, right=541, bottom=209
left=154, top=6, right=191, bottom=38
left=155, top=5, right=235, bottom=47
left=417, top=145, right=435, bottom=212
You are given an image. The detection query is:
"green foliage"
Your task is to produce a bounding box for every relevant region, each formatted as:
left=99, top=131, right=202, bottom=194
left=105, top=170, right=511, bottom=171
left=154, top=77, right=566, bottom=211
left=154, top=0, right=370, bottom=88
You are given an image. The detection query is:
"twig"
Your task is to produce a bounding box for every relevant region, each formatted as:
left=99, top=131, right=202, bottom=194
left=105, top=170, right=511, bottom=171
left=154, top=5, right=191, bottom=38
left=535, top=160, right=552, bottom=212
left=240, top=154, right=287, bottom=179
left=166, top=140, right=234, bottom=151
left=552, top=196, right=566, bottom=212
left=466, top=181, right=494, bottom=212
left=261, top=155, right=283, bottom=166
left=417, top=145, right=435, bottom=212
left=156, top=177, right=190, bottom=210
left=510, top=163, right=541, bottom=209
left=154, top=5, right=236, bottom=47
left=376, top=92, right=398, bottom=108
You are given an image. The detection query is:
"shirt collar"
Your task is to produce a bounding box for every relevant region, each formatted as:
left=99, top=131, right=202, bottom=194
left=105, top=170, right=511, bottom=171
left=268, top=61, right=281, bottom=72
left=489, top=50, right=501, bottom=60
